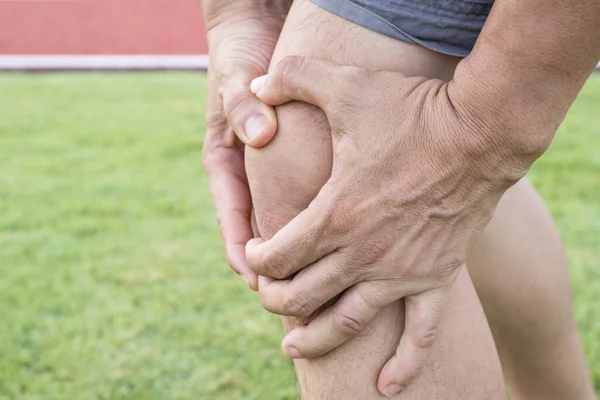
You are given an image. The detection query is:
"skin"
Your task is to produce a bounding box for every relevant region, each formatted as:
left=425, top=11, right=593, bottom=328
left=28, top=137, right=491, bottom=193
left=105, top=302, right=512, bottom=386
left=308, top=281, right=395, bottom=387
left=245, top=0, right=600, bottom=394
left=201, top=0, right=289, bottom=290
left=246, top=1, right=503, bottom=398
left=200, top=0, right=596, bottom=398
left=468, top=179, right=595, bottom=399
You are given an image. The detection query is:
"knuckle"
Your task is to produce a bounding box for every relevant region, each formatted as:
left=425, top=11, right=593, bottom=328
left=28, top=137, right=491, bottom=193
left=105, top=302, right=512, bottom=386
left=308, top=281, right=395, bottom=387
left=277, top=56, right=306, bottom=96
left=224, top=252, right=238, bottom=272
left=413, top=325, right=438, bottom=350
left=403, top=360, right=426, bottom=381
left=205, top=108, right=227, bottom=131
left=201, top=147, right=212, bottom=172
left=279, top=55, right=306, bottom=77
left=223, top=86, right=253, bottom=120
left=439, top=256, right=464, bottom=277
left=283, top=292, right=312, bottom=318
left=332, top=309, right=365, bottom=336
left=355, top=238, right=388, bottom=267
left=258, top=289, right=275, bottom=312
left=201, top=144, right=219, bottom=174
left=328, top=206, right=354, bottom=236
left=218, top=64, right=237, bottom=81
left=324, top=68, right=369, bottom=116
left=264, top=249, right=294, bottom=279
left=338, top=66, right=371, bottom=88
left=201, top=140, right=227, bottom=174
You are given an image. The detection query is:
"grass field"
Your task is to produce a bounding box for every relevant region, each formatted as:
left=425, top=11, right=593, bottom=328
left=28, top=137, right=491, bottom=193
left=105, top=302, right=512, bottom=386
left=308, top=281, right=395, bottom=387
left=0, top=72, right=598, bottom=399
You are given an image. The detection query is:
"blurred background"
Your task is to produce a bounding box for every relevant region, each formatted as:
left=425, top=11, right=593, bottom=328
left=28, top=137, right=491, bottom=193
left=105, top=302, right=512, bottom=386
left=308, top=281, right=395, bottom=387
left=0, top=1, right=598, bottom=399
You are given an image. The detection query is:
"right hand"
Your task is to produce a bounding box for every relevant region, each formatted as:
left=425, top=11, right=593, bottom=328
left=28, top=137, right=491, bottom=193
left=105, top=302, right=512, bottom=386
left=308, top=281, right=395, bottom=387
left=202, top=1, right=290, bottom=289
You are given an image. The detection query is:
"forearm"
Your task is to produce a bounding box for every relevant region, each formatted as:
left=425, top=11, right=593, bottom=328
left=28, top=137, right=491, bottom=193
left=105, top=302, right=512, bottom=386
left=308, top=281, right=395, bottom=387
left=451, top=0, right=600, bottom=166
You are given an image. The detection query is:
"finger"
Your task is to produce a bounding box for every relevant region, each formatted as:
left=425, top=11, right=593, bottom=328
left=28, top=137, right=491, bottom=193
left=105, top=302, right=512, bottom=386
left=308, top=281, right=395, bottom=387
left=222, top=72, right=277, bottom=148
left=250, top=56, right=370, bottom=110
left=280, top=282, right=386, bottom=359
left=377, top=289, right=448, bottom=397
left=258, top=252, right=357, bottom=319
left=203, top=136, right=257, bottom=290
left=245, top=191, right=338, bottom=279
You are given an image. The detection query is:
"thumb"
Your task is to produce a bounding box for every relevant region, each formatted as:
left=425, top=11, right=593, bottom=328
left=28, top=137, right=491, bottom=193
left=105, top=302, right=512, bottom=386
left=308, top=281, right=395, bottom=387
left=377, top=289, right=448, bottom=397
left=250, top=56, right=365, bottom=111
left=222, top=72, right=277, bottom=148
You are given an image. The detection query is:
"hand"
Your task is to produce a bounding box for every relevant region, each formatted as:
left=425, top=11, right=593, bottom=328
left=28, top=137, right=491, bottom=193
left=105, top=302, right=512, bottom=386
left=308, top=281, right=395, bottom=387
left=201, top=1, right=290, bottom=289
left=246, top=57, right=548, bottom=395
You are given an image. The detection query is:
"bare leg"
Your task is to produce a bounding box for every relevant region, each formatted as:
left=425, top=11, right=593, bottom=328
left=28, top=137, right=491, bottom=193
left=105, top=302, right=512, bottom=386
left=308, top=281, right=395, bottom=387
left=246, top=1, right=503, bottom=399
left=468, top=179, right=595, bottom=400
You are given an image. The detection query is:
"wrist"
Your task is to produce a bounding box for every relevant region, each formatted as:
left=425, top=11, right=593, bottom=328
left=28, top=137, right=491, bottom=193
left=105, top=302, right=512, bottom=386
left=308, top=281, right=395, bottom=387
left=446, top=0, right=600, bottom=183
left=202, top=0, right=291, bottom=32
left=448, top=48, right=560, bottom=184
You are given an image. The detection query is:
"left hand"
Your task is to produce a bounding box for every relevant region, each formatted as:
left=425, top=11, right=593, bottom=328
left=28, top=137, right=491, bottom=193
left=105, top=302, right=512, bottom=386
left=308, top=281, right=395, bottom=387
left=246, top=56, right=550, bottom=396
left=201, top=1, right=290, bottom=289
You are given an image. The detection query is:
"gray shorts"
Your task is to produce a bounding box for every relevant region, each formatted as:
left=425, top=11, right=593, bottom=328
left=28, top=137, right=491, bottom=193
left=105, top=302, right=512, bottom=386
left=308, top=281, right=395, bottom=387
left=311, top=0, right=493, bottom=57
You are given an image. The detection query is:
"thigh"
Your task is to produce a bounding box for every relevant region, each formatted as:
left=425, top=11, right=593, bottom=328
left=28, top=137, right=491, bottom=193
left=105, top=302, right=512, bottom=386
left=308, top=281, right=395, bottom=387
left=246, top=1, right=504, bottom=398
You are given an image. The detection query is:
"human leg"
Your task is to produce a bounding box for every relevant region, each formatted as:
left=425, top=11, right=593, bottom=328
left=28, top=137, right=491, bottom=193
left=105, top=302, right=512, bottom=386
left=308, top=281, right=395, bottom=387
left=245, top=1, right=503, bottom=398
left=255, top=2, right=594, bottom=397
left=467, top=179, right=595, bottom=400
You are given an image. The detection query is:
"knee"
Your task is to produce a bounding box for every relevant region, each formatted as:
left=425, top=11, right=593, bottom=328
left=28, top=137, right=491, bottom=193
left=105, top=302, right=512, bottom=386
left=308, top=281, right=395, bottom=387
left=245, top=101, right=333, bottom=237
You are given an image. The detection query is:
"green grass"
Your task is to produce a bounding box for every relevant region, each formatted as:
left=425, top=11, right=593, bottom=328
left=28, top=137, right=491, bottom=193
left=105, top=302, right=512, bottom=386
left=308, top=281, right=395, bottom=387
left=0, top=72, right=598, bottom=399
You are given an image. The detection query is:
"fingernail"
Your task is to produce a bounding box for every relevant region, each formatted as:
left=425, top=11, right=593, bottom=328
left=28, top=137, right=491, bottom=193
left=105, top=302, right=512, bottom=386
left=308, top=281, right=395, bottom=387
left=245, top=114, right=269, bottom=140
left=250, top=75, right=268, bottom=94
left=283, top=346, right=302, bottom=358
left=383, top=384, right=404, bottom=397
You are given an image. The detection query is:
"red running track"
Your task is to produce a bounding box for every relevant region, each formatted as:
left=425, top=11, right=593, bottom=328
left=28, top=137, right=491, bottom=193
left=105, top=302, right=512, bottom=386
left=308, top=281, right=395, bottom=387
left=0, top=0, right=208, bottom=69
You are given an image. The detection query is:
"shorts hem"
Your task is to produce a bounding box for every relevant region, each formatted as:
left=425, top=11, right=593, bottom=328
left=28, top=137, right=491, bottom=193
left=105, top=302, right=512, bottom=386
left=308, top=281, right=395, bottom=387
left=310, top=0, right=471, bottom=57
